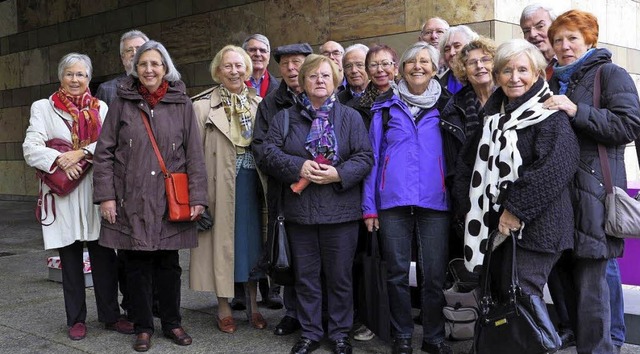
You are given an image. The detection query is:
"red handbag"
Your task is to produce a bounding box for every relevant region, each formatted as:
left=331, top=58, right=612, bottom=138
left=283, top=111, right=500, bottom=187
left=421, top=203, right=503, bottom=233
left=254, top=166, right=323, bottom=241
left=140, top=111, right=192, bottom=222
left=36, top=138, right=91, bottom=196
left=35, top=118, right=92, bottom=225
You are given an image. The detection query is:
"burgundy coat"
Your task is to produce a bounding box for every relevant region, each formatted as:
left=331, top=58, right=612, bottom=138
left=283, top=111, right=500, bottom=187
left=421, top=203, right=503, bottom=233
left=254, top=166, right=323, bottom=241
left=93, top=77, right=208, bottom=251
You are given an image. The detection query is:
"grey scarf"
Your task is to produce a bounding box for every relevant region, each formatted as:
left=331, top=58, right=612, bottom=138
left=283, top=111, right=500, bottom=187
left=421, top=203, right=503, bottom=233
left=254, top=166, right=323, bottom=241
left=395, top=78, right=441, bottom=118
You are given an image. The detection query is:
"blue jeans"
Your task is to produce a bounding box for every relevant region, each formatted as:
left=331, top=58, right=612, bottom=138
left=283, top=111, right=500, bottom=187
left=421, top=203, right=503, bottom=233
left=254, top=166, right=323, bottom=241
left=607, top=259, right=625, bottom=346
left=378, top=206, right=449, bottom=343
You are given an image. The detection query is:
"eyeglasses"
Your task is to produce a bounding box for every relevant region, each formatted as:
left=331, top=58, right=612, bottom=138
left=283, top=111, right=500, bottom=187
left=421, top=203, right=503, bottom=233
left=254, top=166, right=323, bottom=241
left=344, top=62, right=365, bottom=70
left=137, top=61, right=164, bottom=69
left=464, top=56, right=493, bottom=68
left=405, top=58, right=431, bottom=66
left=123, top=46, right=141, bottom=55
left=322, top=50, right=344, bottom=58
left=367, top=61, right=395, bottom=70
left=247, top=47, right=269, bottom=54
left=279, top=58, right=304, bottom=67
left=64, top=72, right=88, bottom=79
left=522, top=21, right=548, bottom=36
left=307, top=73, right=332, bottom=82
left=421, top=29, right=446, bottom=37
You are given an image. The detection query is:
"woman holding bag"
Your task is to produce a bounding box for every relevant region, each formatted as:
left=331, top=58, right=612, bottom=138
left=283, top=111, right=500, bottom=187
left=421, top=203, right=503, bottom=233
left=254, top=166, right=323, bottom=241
left=23, top=52, right=132, bottom=341
left=93, top=40, right=207, bottom=352
left=543, top=10, right=640, bottom=353
left=453, top=39, right=579, bottom=352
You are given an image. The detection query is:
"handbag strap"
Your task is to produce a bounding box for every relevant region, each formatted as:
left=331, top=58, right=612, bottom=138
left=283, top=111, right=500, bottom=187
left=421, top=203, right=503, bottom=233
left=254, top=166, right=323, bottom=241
left=139, top=111, right=169, bottom=178
left=480, top=231, right=522, bottom=305
left=368, top=229, right=381, bottom=258
left=591, top=65, right=615, bottom=195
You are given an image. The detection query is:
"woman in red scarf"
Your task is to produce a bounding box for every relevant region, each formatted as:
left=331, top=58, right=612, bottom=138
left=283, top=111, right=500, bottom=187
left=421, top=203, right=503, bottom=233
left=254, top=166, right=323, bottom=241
left=23, top=53, right=133, bottom=341
left=93, top=41, right=208, bottom=352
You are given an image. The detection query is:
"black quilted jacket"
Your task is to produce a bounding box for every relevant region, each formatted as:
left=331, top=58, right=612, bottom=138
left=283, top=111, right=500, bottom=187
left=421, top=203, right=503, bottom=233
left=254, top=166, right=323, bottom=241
left=549, top=48, right=640, bottom=259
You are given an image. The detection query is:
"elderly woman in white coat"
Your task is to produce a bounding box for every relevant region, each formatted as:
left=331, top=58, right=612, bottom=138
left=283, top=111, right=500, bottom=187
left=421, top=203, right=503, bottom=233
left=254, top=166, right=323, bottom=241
left=23, top=53, right=131, bottom=341
left=189, top=45, right=267, bottom=334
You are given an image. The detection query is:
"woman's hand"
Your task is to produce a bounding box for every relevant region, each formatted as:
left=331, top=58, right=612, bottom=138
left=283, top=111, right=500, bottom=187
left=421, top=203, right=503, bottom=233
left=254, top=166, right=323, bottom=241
left=543, top=95, right=578, bottom=117
left=300, top=160, right=321, bottom=179
left=100, top=200, right=117, bottom=224
left=64, top=163, right=84, bottom=180
left=309, top=164, right=341, bottom=184
left=364, top=217, right=379, bottom=232
left=56, top=150, right=85, bottom=170
left=498, top=209, right=521, bottom=236
left=190, top=204, right=205, bottom=221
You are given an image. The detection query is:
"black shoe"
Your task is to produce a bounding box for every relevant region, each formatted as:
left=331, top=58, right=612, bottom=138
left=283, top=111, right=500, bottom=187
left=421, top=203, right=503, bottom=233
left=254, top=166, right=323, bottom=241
left=291, top=337, right=320, bottom=354
left=393, top=338, right=413, bottom=354
left=274, top=316, right=301, bottom=335
left=264, top=286, right=283, bottom=309
left=421, top=341, right=452, bottom=354
left=230, top=297, right=246, bottom=311
left=332, top=338, right=352, bottom=354
left=559, top=329, right=576, bottom=349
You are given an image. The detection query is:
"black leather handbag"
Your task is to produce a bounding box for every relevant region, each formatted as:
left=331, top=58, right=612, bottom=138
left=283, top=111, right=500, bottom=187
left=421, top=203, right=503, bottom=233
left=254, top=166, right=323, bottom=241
left=473, top=231, right=561, bottom=354
left=267, top=184, right=295, bottom=286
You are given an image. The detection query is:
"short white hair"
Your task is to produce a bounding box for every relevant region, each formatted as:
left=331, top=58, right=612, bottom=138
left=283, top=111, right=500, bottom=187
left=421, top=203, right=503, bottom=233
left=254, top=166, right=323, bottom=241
left=520, top=4, right=557, bottom=24
left=58, top=53, right=92, bottom=82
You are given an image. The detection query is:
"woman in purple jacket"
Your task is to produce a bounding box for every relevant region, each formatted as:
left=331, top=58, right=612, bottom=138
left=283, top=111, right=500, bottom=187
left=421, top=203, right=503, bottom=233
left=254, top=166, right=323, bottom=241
left=362, top=42, right=451, bottom=354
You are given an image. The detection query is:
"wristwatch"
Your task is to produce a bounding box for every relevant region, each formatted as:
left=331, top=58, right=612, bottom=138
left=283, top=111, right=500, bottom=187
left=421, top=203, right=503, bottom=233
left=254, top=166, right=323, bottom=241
left=82, top=148, right=90, bottom=157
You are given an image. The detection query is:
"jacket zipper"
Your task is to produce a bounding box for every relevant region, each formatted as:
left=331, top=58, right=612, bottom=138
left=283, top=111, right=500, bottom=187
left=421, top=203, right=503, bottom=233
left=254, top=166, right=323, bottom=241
left=439, top=156, right=446, bottom=192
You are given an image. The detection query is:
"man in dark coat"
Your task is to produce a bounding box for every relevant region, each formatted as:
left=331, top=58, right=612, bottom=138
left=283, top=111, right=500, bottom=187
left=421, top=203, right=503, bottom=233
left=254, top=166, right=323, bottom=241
left=252, top=42, right=313, bottom=337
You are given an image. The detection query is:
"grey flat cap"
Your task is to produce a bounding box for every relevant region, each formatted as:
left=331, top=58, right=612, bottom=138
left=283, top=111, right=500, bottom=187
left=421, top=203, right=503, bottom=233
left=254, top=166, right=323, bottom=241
left=273, top=43, right=313, bottom=63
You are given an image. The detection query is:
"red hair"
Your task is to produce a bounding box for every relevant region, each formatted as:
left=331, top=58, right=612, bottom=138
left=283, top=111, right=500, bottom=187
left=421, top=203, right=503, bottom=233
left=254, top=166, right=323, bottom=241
left=548, top=9, right=599, bottom=47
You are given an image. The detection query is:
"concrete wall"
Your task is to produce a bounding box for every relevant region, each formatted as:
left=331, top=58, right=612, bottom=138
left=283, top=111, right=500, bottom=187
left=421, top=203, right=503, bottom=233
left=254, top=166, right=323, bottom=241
left=1, top=0, right=639, bottom=197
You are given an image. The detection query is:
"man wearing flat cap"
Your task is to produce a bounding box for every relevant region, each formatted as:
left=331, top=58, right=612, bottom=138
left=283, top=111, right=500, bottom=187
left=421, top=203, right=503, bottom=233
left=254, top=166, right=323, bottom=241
left=251, top=42, right=313, bottom=337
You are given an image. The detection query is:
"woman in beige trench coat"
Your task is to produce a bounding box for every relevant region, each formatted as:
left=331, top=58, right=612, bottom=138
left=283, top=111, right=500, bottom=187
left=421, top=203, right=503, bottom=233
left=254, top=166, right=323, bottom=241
left=189, top=45, right=268, bottom=334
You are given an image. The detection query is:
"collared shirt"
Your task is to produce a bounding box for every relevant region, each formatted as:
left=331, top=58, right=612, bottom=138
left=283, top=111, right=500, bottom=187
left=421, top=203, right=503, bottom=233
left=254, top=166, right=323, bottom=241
left=350, top=88, right=364, bottom=98
left=249, top=74, right=265, bottom=96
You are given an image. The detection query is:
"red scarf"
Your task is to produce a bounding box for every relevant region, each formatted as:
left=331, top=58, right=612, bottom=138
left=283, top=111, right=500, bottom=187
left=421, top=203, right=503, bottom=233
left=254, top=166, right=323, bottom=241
left=244, top=70, right=270, bottom=98
left=52, top=87, right=102, bottom=149
left=138, top=80, right=169, bottom=108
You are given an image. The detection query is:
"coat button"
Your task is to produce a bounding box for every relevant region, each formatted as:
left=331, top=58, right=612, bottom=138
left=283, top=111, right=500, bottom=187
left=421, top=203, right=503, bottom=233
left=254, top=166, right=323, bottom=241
left=151, top=171, right=156, bottom=176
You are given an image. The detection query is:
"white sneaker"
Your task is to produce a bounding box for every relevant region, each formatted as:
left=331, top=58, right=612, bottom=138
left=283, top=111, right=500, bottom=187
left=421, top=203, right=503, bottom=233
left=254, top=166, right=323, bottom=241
left=353, top=325, right=375, bottom=341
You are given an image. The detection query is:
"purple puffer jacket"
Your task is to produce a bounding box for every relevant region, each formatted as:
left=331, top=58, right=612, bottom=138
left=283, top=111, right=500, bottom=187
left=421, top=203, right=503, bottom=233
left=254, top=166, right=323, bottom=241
left=362, top=90, right=449, bottom=218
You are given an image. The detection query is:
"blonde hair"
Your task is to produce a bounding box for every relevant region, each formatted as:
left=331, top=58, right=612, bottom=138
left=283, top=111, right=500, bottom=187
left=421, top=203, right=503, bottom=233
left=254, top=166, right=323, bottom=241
left=297, top=54, right=341, bottom=89
left=210, top=45, right=253, bottom=83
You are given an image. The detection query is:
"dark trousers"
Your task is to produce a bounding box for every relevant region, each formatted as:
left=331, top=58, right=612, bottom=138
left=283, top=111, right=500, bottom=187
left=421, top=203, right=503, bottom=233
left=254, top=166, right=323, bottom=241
left=58, top=240, right=120, bottom=326
left=488, top=239, right=560, bottom=299
left=283, top=285, right=298, bottom=318
left=288, top=221, right=358, bottom=342
left=546, top=250, right=576, bottom=332
left=573, top=258, right=614, bottom=354
left=117, top=250, right=129, bottom=315
left=121, top=250, right=182, bottom=334
left=379, top=207, right=449, bottom=342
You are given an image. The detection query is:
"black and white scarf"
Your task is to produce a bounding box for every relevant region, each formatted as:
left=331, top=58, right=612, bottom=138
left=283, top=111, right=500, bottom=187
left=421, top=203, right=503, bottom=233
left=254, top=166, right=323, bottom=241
left=464, top=81, right=555, bottom=272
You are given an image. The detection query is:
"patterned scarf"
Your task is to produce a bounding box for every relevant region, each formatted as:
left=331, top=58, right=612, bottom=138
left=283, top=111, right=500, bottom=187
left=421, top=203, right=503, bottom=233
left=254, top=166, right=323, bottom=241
left=358, top=82, right=383, bottom=110
left=395, top=78, right=441, bottom=118
left=302, top=93, right=339, bottom=164
left=52, top=87, right=102, bottom=149
left=219, top=85, right=254, bottom=147
left=138, top=80, right=169, bottom=108
left=464, top=81, right=555, bottom=272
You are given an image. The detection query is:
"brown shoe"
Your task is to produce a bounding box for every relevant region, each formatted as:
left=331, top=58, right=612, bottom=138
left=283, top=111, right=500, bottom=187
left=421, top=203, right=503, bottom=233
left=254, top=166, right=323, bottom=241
left=105, top=317, right=135, bottom=334
left=250, top=312, right=267, bottom=329
left=133, top=332, right=151, bottom=352
left=217, top=315, right=236, bottom=333
left=163, top=327, right=192, bottom=346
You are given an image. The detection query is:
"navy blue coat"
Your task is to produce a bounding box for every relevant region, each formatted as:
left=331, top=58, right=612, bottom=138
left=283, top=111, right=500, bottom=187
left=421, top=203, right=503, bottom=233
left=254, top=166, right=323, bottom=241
left=260, top=101, right=373, bottom=225
left=549, top=48, right=640, bottom=259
